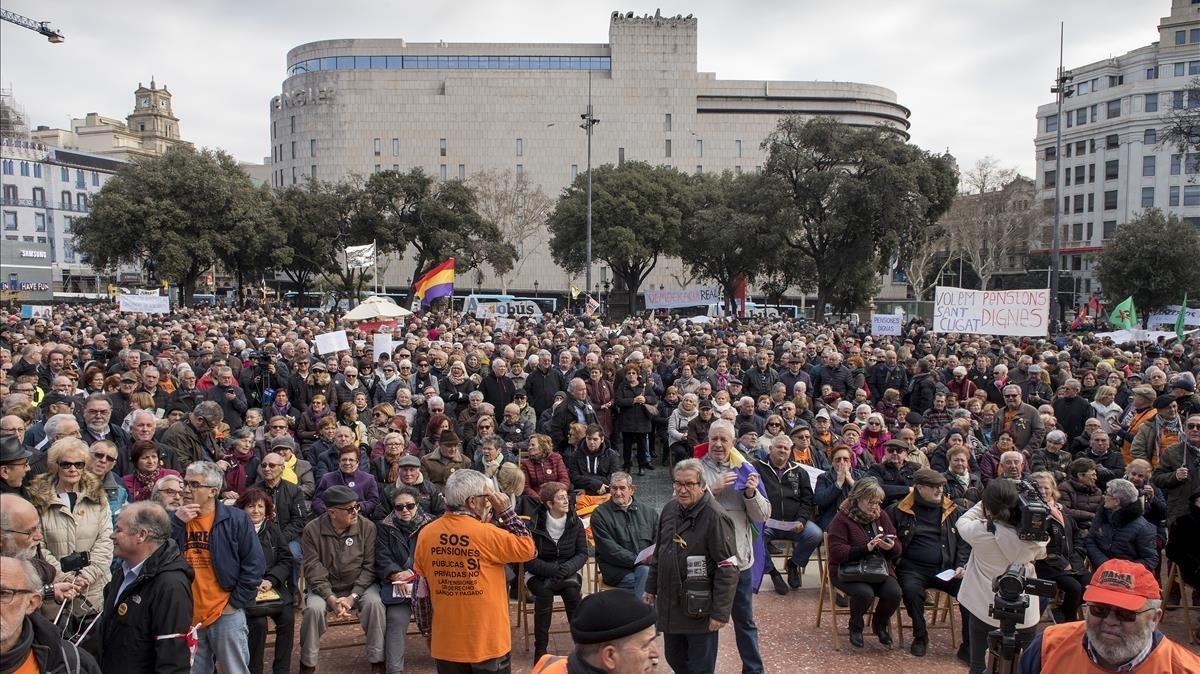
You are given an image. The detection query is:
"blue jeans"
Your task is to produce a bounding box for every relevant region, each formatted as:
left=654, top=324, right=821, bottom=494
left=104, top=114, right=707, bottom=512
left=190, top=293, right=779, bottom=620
left=287, top=540, right=303, bottom=589
left=663, top=631, right=718, bottom=674
left=614, top=565, right=650, bottom=597
left=761, top=521, right=824, bottom=569
left=732, top=569, right=764, bottom=674
left=192, top=608, right=250, bottom=674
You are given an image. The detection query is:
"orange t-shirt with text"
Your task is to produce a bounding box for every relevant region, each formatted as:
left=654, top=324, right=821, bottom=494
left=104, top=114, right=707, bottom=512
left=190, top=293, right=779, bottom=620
left=413, top=513, right=535, bottom=663
left=183, top=511, right=229, bottom=627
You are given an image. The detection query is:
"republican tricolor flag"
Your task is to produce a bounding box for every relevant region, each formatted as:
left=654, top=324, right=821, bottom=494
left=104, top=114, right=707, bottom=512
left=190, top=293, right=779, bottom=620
left=413, top=258, right=455, bottom=308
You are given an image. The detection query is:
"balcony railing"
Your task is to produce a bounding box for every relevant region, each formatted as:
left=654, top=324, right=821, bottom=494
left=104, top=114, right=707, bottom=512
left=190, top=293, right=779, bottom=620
left=0, top=197, right=88, bottom=212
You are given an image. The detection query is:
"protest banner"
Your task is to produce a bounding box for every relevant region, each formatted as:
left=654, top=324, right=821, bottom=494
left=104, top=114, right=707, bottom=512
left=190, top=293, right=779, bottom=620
left=870, top=313, right=902, bottom=336
left=474, top=300, right=543, bottom=321
left=1147, top=306, right=1200, bottom=329
left=20, top=305, right=52, bottom=319
left=644, top=286, right=722, bottom=310
left=118, top=294, right=170, bottom=314
left=933, top=286, right=1049, bottom=337
left=314, top=330, right=350, bottom=355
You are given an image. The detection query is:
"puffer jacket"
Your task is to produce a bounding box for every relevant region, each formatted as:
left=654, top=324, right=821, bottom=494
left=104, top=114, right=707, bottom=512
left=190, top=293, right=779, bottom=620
left=525, top=506, right=589, bottom=582
left=1058, top=477, right=1103, bottom=530
left=813, top=467, right=867, bottom=529
left=28, top=471, right=113, bottom=616
left=1084, top=501, right=1159, bottom=571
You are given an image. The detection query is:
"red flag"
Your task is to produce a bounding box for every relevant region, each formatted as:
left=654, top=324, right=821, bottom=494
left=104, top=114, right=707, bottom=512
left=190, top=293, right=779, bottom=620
left=734, top=274, right=747, bottom=318
left=1088, top=295, right=1102, bottom=315
left=1070, top=305, right=1087, bottom=331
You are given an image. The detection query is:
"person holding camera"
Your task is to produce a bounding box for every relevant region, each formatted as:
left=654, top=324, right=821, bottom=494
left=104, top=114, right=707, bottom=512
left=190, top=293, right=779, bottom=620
left=827, top=477, right=903, bottom=648
left=957, top=478, right=1048, bottom=674
left=240, top=352, right=288, bottom=409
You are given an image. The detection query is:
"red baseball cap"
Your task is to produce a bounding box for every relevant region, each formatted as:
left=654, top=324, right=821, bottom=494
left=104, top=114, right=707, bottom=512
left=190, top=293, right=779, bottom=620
left=1083, top=559, right=1160, bottom=611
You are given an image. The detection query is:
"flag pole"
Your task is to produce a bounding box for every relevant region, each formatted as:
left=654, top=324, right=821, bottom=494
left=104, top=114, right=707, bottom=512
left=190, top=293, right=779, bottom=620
left=373, top=239, right=379, bottom=295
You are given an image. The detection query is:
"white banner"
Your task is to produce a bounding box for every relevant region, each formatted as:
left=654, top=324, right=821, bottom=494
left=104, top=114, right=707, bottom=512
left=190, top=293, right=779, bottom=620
left=372, top=335, right=393, bottom=363
left=118, top=294, right=170, bottom=314
left=344, top=243, right=376, bottom=269
left=314, top=329, right=350, bottom=355
left=933, top=286, right=1049, bottom=337
left=870, top=313, right=902, bottom=336
left=644, top=286, right=723, bottom=310
left=474, top=300, right=543, bottom=321
left=1147, top=306, right=1200, bottom=329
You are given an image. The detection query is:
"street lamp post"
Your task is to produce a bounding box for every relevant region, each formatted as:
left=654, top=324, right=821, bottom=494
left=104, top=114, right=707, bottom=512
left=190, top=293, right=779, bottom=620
left=1050, top=22, right=1074, bottom=331
left=580, top=71, right=600, bottom=302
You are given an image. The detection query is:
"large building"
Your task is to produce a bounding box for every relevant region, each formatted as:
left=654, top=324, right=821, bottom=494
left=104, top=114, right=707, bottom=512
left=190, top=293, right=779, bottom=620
left=1032, top=0, right=1200, bottom=305
left=31, top=79, right=190, bottom=162
left=270, top=11, right=911, bottom=298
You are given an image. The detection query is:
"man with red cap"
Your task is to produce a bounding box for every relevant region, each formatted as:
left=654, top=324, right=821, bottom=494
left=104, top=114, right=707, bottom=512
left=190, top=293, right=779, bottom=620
left=1018, top=558, right=1200, bottom=672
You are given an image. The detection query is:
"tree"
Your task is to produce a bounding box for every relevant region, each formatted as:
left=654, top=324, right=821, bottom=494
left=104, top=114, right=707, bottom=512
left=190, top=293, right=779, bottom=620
left=215, top=183, right=291, bottom=307
left=274, top=178, right=376, bottom=306
left=75, top=145, right=267, bottom=305
left=679, top=171, right=786, bottom=311
left=898, top=223, right=952, bottom=309
left=1160, top=76, right=1200, bottom=156
left=941, top=158, right=1041, bottom=292
left=364, top=169, right=516, bottom=302
left=760, top=117, right=957, bottom=321
left=548, top=162, right=695, bottom=314
left=468, top=169, right=553, bottom=292
left=1096, top=209, right=1200, bottom=318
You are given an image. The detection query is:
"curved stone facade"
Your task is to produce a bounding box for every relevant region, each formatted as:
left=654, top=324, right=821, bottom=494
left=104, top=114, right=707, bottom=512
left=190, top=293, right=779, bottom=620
left=268, top=12, right=910, bottom=296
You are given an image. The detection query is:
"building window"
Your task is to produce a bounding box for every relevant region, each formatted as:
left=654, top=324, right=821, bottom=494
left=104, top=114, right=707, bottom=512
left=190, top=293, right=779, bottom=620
left=696, top=165, right=703, bottom=174
left=1078, top=81, right=1091, bottom=95
left=1143, top=156, right=1156, bottom=176
left=735, top=139, right=742, bottom=158
left=664, top=113, right=672, bottom=132
left=1091, top=104, right=1098, bottom=122
left=1147, top=67, right=1158, bottom=80
left=272, top=120, right=277, bottom=139
left=1086, top=222, right=1094, bottom=240
left=696, top=139, right=703, bottom=157
left=77, top=193, right=88, bottom=210
left=458, top=165, right=465, bottom=179
left=2, top=185, right=14, bottom=202
left=290, top=116, right=296, bottom=133
left=1078, top=166, right=1087, bottom=185
left=1078, top=140, right=1089, bottom=155
left=61, top=191, right=71, bottom=208
left=75, top=170, right=84, bottom=188
left=1172, top=154, right=1183, bottom=174
left=1189, top=153, right=1200, bottom=173
left=1044, top=146, right=1056, bottom=160
left=618, top=147, right=625, bottom=164
left=91, top=171, right=98, bottom=186
left=439, top=139, right=447, bottom=157
left=1104, top=190, right=1118, bottom=210
left=516, top=138, right=523, bottom=157
left=1186, top=185, right=1200, bottom=206
left=311, top=165, right=316, bottom=179
left=1144, top=128, right=1157, bottom=145
left=1178, top=30, right=1187, bottom=45
left=1073, top=194, right=1084, bottom=214
left=374, top=164, right=381, bottom=174
left=735, top=166, right=742, bottom=175
left=1105, top=134, right=1119, bottom=149
left=571, top=165, right=578, bottom=180
left=1146, top=93, right=1158, bottom=112
left=373, top=138, right=381, bottom=156
left=310, top=139, right=317, bottom=157
left=516, top=164, right=523, bottom=176
left=1044, top=115, right=1058, bottom=133
left=1175, top=91, right=1186, bottom=109
left=1170, top=185, right=1181, bottom=206
left=2, top=212, right=15, bottom=230
left=392, top=139, right=399, bottom=157
left=19, top=162, right=29, bottom=177
left=1076, top=108, right=1087, bottom=125
left=33, top=164, right=41, bottom=178
left=1141, top=187, right=1155, bottom=208
left=1072, top=222, right=1083, bottom=240
left=1193, top=28, right=1200, bottom=43
left=1043, top=170, right=1056, bottom=188
left=1108, top=76, right=1123, bottom=88
left=1106, top=99, right=1121, bottom=118
left=290, top=167, right=296, bottom=184
left=291, top=141, right=296, bottom=160
left=31, top=187, right=44, bottom=205
left=665, top=139, right=672, bottom=158
left=1192, top=60, right=1200, bottom=75
left=440, top=164, right=447, bottom=180
left=60, top=167, right=69, bottom=181
left=1, top=160, right=11, bottom=175
left=1176, top=63, right=1186, bottom=77
left=63, top=242, right=75, bottom=263
left=34, top=213, right=45, bottom=232
left=1088, top=193, right=1095, bottom=212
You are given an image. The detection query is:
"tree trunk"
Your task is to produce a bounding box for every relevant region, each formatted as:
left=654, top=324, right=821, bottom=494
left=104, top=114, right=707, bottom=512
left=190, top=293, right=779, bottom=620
left=236, top=266, right=245, bottom=309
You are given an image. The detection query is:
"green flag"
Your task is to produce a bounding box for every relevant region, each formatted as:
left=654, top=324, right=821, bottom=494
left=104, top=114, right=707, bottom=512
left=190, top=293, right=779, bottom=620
left=1109, top=296, right=1138, bottom=329
left=1176, top=294, right=1188, bottom=343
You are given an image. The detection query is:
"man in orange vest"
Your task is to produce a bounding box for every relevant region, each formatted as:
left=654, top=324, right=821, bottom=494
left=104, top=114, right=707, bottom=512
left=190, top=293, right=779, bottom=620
left=532, top=589, right=659, bottom=674
left=1017, top=558, right=1200, bottom=673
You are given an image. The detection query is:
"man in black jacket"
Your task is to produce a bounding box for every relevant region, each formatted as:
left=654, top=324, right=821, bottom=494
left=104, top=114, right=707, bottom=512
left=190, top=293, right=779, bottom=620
left=886, top=470, right=970, bottom=659
left=589, top=472, right=658, bottom=596
left=524, top=352, right=565, bottom=419
left=548, top=378, right=598, bottom=452
left=753, top=434, right=822, bottom=593
left=254, top=451, right=311, bottom=585
left=868, top=351, right=908, bottom=403
left=101, top=502, right=194, bottom=673
left=567, top=425, right=618, bottom=495
left=869, top=439, right=920, bottom=506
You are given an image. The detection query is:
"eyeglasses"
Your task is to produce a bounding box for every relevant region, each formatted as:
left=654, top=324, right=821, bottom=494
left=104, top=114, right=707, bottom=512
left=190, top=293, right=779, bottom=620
left=766, top=422, right=781, bottom=428
left=395, top=502, right=418, bottom=511
left=1, top=524, right=40, bottom=537
left=672, top=480, right=703, bottom=489
left=1086, top=603, right=1156, bottom=623
left=91, top=452, right=116, bottom=464
left=0, top=588, right=35, bottom=605
left=261, top=462, right=283, bottom=468
left=1187, top=423, right=1200, bottom=431
left=270, top=425, right=288, bottom=430
left=332, top=503, right=361, bottom=514
left=183, top=480, right=216, bottom=491
left=57, top=461, right=85, bottom=470
left=157, top=488, right=182, bottom=497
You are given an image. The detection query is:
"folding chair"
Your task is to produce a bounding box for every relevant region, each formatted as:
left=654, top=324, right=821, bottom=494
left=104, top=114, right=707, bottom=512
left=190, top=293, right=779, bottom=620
left=815, top=532, right=901, bottom=650
left=1162, top=562, right=1196, bottom=644
left=895, top=587, right=958, bottom=648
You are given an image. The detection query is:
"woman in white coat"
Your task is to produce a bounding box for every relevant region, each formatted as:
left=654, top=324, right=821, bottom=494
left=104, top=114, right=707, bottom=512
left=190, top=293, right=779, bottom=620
left=957, top=479, right=1048, bottom=674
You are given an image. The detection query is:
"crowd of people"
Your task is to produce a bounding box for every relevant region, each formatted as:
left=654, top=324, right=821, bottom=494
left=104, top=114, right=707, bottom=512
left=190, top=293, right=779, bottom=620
left=0, top=302, right=1198, bottom=674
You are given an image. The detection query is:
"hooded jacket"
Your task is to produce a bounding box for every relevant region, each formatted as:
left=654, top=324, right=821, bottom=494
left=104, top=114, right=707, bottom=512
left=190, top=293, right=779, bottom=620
left=99, top=539, right=194, bottom=674
left=1084, top=501, right=1158, bottom=571
left=566, top=441, right=618, bottom=495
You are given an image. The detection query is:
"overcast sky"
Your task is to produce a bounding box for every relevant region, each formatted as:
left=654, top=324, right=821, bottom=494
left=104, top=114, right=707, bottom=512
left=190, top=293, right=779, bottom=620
left=0, top=0, right=1173, bottom=178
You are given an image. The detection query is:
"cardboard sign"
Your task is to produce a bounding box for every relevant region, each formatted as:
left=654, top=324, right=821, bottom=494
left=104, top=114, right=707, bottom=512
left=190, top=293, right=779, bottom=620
left=870, top=313, right=902, bottom=336
left=933, top=287, right=1049, bottom=337
left=372, top=335, right=393, bottom=363
left=118, top=295, right=170, bottom=314
left=314, top=330, right=350, bottom=355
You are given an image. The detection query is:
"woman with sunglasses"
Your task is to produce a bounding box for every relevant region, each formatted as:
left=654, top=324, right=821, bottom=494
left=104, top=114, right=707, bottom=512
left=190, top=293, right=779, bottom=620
left=375, top=486, right=433, bottom=674
left=86, top=439, right=128, bottom=526
left=237, top=487, right=295, bottom=674
left=27, top=437, right=113, bottom=649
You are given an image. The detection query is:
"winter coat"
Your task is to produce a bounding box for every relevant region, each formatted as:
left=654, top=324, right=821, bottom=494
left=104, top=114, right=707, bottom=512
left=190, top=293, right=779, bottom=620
left=1028, top=447, right=1073, bottom=483
left=28, top=472, right=113, bottom=616
left=296, top=408, right=334, bottom=450
left=374, top=511, right=431, bottom=600
left=827, top=509, right=902, bottom=575
left=957, top=502, right=1047, bottom=628
left=313, top=469, right=379, bottom=518
left=480, top=373, right=516, bottom=411
left=992, top=403, right=1046, bottom=453
left=943, top=470, right=984, bottom=510
left=887, top=492, right=969, bottom=571
left=814, top=467, right=867, bottom=529
left=300, top=513, right=377, bottom=600
left=1130, top=416, right=1183, bottom=467
left=160, top=419, right=216, bottom=474
left=1035, top=505, right=1086, bottom=577
left=698, top=456, right=771, bottom=571
left=256, top=520, right=295, bottom=605
left=498, top=418, right=535, bottom=454
left=589, top=497, right=658, bottom=586
left=525, top=368, right=566, bottom=418
left=169, top=502, right=266, bottom=611
left=252, top=477, right=311, bottom=541
left=420, top=450, right=473, bottom=487
left=1085, top=501, right=1159, bottom=571
left=438, top=377, right=475, bottom=421
left=868, top=460, right=920, bottom=506
left=1165, top=499, right=1200, bottom=587
left=520, top=452, right=571, bottom=499
left=1058, top=477, right=1104, bottom=530
left=686, top=414, right=715, bottom=450
left=372, top=376, right=403, bottom=408
left=906, top=373, right=939, bottom=417
left=10, top=612, right=101, bottom=674
left=815, top=364, right=856, bottom=401
left=644, top=491, right=739, bottom=634
left=547, top=398, right=598, bottom=452
left=751, top=457, right=814, bottom=525
left=206, top=383, right=248, bottom=429
left=566, top=442, right=619, bottom=495
left=741, top=366, right=778, bottom=399
left=525, top=506, right=589, bottom=582
left=614, top=380, right=658, bottom=435
left=1152, top=440, right=1200, bottom=524
left=1081, top=448, right=1127, bottom=490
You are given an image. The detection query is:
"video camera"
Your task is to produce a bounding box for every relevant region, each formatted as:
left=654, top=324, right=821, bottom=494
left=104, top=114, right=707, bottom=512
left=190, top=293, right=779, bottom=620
left=252, top=351, right=272, bottom=367
left=59, top=551, right=90, bottom=574
left=1012, top=478, right=1050, bottom=542
left=987, top=563, right=1057, bottom=674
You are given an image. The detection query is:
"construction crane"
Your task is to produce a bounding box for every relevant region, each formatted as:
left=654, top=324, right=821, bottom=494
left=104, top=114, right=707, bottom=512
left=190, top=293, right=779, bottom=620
left=1, top=8, right=64, bottom=43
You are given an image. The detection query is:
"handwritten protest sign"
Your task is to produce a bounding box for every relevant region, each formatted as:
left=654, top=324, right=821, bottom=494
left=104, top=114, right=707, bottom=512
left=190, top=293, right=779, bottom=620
left=314, top=330, right=350, bottom=355
left=870, top=313, right=902, bottom=336
left=118, top=295, right=170, bottom=314
left=933, top=287, right=1049, bottom=337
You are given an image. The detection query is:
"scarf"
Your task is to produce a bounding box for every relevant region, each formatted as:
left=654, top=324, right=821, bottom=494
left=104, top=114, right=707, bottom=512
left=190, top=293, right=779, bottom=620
left=949, top=470, right=969, bottom=487
left=1048, top=501, right=1065, bottom=527
left=0, top=619, right=34, bottom=673
left=131, top=467, right=163, bottom=501
left=281, top=453, right=299, bottom=484
left=393, top=511, right=433, bottom=537
left=482, top=455, right=503, bottom=478
left=223, top=451, right=254, bottom=495
left=841, top=499, right=876, bottom=526
left=271, top=400, right=290, bottom=418
left=385, top=457, right=401, bottom=484
left=448, top=370, right=466, bottom=386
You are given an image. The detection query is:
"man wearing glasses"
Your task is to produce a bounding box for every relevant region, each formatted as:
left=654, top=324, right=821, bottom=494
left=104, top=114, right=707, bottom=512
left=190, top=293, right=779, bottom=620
left=1152, top=412, right=1200, bottom=526
left=172, top=460, right=265, bottom=674
left=1018, top=558, right=1200, bottom=672
left=0, top=555, right=100, bottom=673
left=299, top=485, right=385, bottom=674
left=0, top=435, right=33, bottom=498
left=991, top=384, right=1045, bottom=453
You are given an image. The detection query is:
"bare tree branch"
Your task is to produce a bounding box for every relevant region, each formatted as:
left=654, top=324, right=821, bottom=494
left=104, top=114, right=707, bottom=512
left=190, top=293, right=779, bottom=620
left=469, top=169, right=552, bottom=292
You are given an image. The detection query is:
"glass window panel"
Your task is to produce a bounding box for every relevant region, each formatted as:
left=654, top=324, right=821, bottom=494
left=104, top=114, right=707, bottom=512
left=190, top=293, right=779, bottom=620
left=321, top=57, right=336, bottom=71
left=386, top=56, right=403, bottom=69
left=371, top=56, right=386, bottom=69
left=336, top=56, right=353, bottom=69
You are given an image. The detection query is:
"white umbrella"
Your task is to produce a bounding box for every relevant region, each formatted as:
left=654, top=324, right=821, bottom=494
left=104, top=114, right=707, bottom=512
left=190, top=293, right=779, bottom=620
left=343, top=296, right=412, bottom=321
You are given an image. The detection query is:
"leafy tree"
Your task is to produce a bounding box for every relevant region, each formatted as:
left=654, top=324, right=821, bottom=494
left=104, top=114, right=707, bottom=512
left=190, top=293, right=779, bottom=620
left=274, top=179, right=376, bottom=306
left=468, top=169, right=552, bottom=292
left=548, top=162, right=695, bottom=314
left=1096, top=209, right=1200, bottom=317
left=75, top=146, right=267, bottom=305
left=364, top=168, right=516, bottom=302
left=760, top=117, right=957, bottom=320
left=680, top=171, right=786, bottom=311
left=216, top=183, right=291, bottom=307
left=1160, top=76, right=1200, bottom=155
